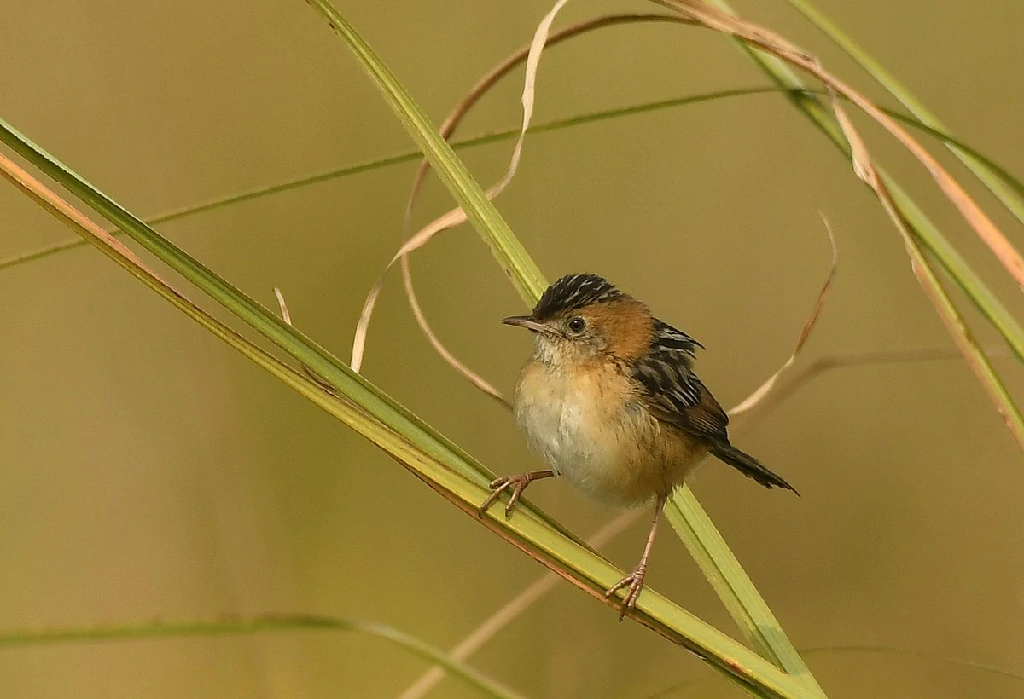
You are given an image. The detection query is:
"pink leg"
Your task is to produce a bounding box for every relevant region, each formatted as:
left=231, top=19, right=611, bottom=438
left=605, top=494, right=667, bottom=620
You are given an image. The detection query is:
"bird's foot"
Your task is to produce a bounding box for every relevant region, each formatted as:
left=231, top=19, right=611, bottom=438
left=605, top=562, right=648, bottom=621
left=479, top=472, right=541, bottom=517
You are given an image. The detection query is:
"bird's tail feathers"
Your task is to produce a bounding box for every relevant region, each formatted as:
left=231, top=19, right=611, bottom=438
left=711, top=443, right=799, bottom=494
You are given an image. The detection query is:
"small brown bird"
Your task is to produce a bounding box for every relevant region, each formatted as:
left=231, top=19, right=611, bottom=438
left=481, top=273, right=797, bottom=618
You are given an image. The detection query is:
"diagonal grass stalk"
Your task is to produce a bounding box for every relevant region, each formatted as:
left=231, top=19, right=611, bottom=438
left=0, top=115, right=587, bottom=547
left=3, top=84, right=1021, bottom=286
left=0, top=95, right=805, bottom=699
left=783, top=0, right=1024, bottom=227
left=699, top=2, right=1024, bottom=367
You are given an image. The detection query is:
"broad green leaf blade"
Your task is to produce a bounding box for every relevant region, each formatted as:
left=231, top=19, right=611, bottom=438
left=0, top=615, right=523, bottom=699
left=785, top=0, right=1024, bottom=228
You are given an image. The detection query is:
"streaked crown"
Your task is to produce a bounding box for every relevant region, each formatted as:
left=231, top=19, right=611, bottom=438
left=532, top=273, right=627, bottom=321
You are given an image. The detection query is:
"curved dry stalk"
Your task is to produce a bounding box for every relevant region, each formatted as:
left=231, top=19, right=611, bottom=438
left=653, top=0, right=1024, bottom=450
left=743, top=344, right=1011, bottom=425
left=383, top=2, right=1024, bottom=440
left=401, top=269, right=511, bottom=406
left=827, top=91, right=1024, bottom=447
left=352, top=13, right=690, bottom=391
left=730, top=215, right=837, bottom=416
left=273, top=287, right=339, bottom=394
left=390, top=9, right=836, bottom=422
left=658, top=0, right=1024, bottom=290
left=349, top=0, right=573, bottom=374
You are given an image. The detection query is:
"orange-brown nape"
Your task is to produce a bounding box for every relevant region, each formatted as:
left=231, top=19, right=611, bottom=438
left=575, top=298, right=654, bottom=362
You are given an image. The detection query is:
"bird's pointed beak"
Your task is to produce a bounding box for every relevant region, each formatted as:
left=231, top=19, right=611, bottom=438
left=502, top=315, right=550, bottom=334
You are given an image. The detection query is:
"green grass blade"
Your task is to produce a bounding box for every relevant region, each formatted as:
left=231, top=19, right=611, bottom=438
left=666, top=488, right=824, bottom=694
left=1, top=124, right=806, bottom=699
left=664, top=0, right=1022, bottom=689
left=699, top=0, right=1024, bottom=365
left=0, top=116, right=592, bottom=545
left=681, top=3, right=1023, bottom=447
left=4, top=84, right=1023, bottom=281
left=0, top=615, right=523, bottom=699
left=4, top=7, right=1009, bottom=690
left=302, top=0, right=546, bottom=306
left=0, top=88, right=781, bottom=274
left=784, top=0, right=1024, bottom=227
left=0, top=118, right=469, bottom=481
left=647, top=644, right=1024, bottom=697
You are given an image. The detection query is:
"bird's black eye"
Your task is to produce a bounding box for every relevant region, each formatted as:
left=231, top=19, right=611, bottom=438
left=566, top=316, right=586, bottom=334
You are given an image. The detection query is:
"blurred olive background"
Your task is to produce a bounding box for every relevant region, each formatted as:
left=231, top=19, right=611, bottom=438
left=2, top=1, right=1023, bottom=697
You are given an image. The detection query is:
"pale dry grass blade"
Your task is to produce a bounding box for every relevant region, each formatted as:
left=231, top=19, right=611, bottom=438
left=658, top=0, right=1024, bottom=290
left=401, top=270, right=510, bottom=405
left=652, top=0, right=1024, bottom=448
left=350, top=0, right=576, bottom=374
left=274, top=287, right=293, bottom=325
left=783, top=0, right=1024, bottom=228
left=730, top=215, right=837, bottom=416
left=274, top=287, right=339, bottom=393
left=749, top=345, right=1011, bottom=421
left=827, top=89, right=1024, bottom=449
left=396, top=14, right=689, bottom=398
left=350, top=205, right=468, bottom=373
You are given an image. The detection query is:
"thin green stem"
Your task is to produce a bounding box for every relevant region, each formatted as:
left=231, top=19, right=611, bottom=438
left=0, top=105, right=803, bottom=699
left=695, top=0, right=1024, bottom=368
left=302, top=0, right=546, bottom=305
left=666, top=488, right=825, bottom=696
left=0, top=615, right=523, bottom=699
left=784, top=0, right=1024, bottom=227
left=0, top=116, right=584, bottom=546
left=4, top=86, right=1022, bottom=283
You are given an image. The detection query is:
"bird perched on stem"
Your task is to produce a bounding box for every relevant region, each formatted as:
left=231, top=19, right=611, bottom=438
left=481, top=273, right=797, bottom=619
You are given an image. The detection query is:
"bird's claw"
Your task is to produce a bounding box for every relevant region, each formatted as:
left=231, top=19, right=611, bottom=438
left=605, top=563, right=648, bottom=621
left=479, top=474, right=533, bottom=517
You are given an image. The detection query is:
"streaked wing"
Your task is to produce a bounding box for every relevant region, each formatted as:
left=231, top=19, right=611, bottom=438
left=652, top=319, right=703, bottom=355
left=631, top=321, right=728, bottom=442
